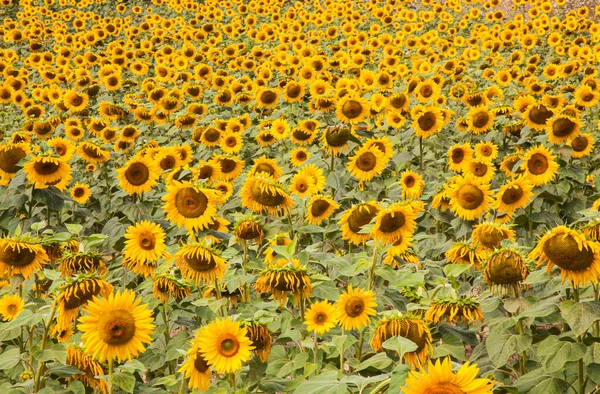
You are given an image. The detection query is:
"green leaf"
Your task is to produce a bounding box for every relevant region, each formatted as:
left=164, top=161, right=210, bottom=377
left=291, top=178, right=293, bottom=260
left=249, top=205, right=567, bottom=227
left=390, top=364, right=411, bottom=390
left=537, top=336, right=586, bottom=373
left=153, top=375, right=178, bottom=387
left=46, top=363, right=83, bottom=377
left=68, top=380, right=86, bottom=394
left=356, top=352, right=392, bottom=372
left=2, top=309, right=45, bottom=329
left=33, top=346, right=67, bottom=363
left=486, top=333, right=532, bottom=367
left=442, top=264, right=471, bottom=277
left=382, top=336, right=418, bottom=359
left=560, top=300, right=600, bottom=336
left=110, top=372, right=136, bottom=393
left=433, top=334, right=467, bottom=361
left=0, top=348, right=21, bottom=370
left=587, top=363, right=600, bottom=385
left=516, top=369, right=567, bottom=394
left=294, top=371, right=347, bottom=394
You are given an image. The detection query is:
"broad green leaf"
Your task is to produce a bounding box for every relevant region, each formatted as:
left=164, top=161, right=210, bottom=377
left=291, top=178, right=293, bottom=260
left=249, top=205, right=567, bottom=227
left=153, top=376, right=178, bottom=387
left=356, top=352, right=392, bottom=372
left=0, top=348, right=21, bottom=370
left=294, top=371, right=347, bottom=394
left=3, top=309, right=45, bottom=329
left=442, top=264, right=471, bottom=277
left=587, top=363, right=600, bottom=385
left=486, top=334, right=532, bottom=367
left=433, top=334, right=466, bottom=361
left=560, top=300, right=600, bottom=336
left=516, top=369, right=567, bottom=394
left=110, top=372, right=136, bottom=393
left=68, top=380, right=86, bottom=394
left=537, top=336, right=586, bottom=373
left=382, top=336, right=418, bottom=359
left=390, top=364, right=411, bottom=390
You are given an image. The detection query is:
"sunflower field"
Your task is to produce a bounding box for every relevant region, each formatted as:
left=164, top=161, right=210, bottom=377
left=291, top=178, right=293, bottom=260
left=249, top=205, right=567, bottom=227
left=1, top=0, right=600, bottom=392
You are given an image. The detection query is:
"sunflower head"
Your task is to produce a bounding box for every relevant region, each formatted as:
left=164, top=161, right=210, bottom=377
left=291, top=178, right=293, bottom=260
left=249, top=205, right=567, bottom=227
left=336, top=285, right=378, bottom=331
left=424, top=297, right=484, bottom=324
left=175, top=242, right=227, bottom=285
left=0, top=294, right=25, bottom=321
left=59, top=251, right=107, bottom=278
left=304, top=299, right=338, bottom=335
left=243, top=322, right=273, bottom=362
left=241, top=175, right=294, bottom=216
left=401, top=357, right=493, bottom=393
left=0, top=236, right=50, bottom=279
left=339, top=202, right=380, bottom=245
left=65, top=346, right=108, bottom=393
left=153, top=274, right=191, bottom=304
left=234, top=217, right=265, bottom=245
left=255, top=261, right=312, bottom=306
left=484, top=248, right=529, bottom=294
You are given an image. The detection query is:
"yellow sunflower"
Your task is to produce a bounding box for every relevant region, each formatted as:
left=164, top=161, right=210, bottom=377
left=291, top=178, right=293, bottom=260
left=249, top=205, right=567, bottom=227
left=306, top=195, right=340, bottom=225
left=76, top=142, right=110, bottom=164
left=56, top=275, right=114, bottom=329
left=346, top=145, right=386, bottom=182
left=117, top=156, right=160, bottom=195
left=196, top=317, right=255, bottom=373
left=401, top=357, right=494, bottom=394
left=255, top=261, right=312, bottom=305
left=494, top=176, right=534, bottom=213
left=336, top=95, right=370, bottom=124
left=465, top=159, right=495, bottom=184
left=241, top=175, right=294, bottom=216
left=0, top=237, right=49, bottom=279
left=447, top=143, right=473, bottom=172
left=0, top=143, right=29, bottom=181
left=425, top=297, right=484, bottom=324
left=289, top=173, right=317, bottom=197
left=338, top=202, right=380, bottom=245
left=23, top=155, right=72, bottom=189
left=529, top=226, right=600, bottom=287
left=320, top=125, right=353, bottom=156
left=412, top=105, right=445, bottom=139
left=123, top=221, right=167, bottom=265
left=249, top=156, right=283, bottom=179
left=162, top=181, right=221, bottom=232
left=78, top=289, right=155, bottom=363
left=471, top=223, right=516, bottom=257
left=47, top=137, right=76, bottom=161
left=400, top=170, right=425, bottom=199
left=70, top=183, right=91, bottom=204
left=304, top=300, right=338, bottom=335
left=180, top=340, right=212, bottom=392
left=568, top=133, right=594, bottom=159
left=448, top=176, right=493, bottom=221
left=335, top=285, right=377, bottom=331
left=290, top=148, right=311, bottom=167
left=546, top=115, right=581, bottom=144
left=370, top=315, right=432, bottom=368
left=174, top=242, right=227, bottom=285
left=371, top=203, right=418, bottom=245
left=521, top=145, right=559, bottom=186
left=0, top=294, right=25, bottom=321
left=466, top=106, right=495, bottom=134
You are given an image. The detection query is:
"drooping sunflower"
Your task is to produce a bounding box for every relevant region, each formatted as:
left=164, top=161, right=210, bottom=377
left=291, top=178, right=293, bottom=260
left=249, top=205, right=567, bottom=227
left=338, top=202, right=380, bottom=245
left=197, top=317, right=255, bottom=373
left=65, top=346, right=108, bottom=394
left=76, top=142, right=110, bottom=164
left=336, top=285, right=377, bottom=331
left=234, top=217, right=266, bottom=246
left=447, top=143, right=472, bottom=172
left=494, top=176, right=534, bottom=213
left=162, top=181, right=221, bottom=232
left=445, top=242, right=482, bottom=268
left=70, top=183, right=91, bottom=204
left=471, top=223, right=516, bottom=257
left=78, top=289, right=155, bottom=363
left=57, top=275, right=114, bottom=329
left=152, top=275, right=191, bottom=304
left=529, top=226, right=600, bottom=287
left=336, top=95, right=370, bottom=124
left=123, top=221, right=167, bottom=265
left=400, top=170, right=425, bottom=199
left=244, top=322, right=273, bottom=363
left=484, top=248, right=529, bottom=295
left=306, top=195, right=340, bottom=225
left=0, top=237, right=49, bottom=279
left=425, top=297, right=484, bottom=324
left=59, top=251, right=107, bottom=277
left=346, top=145, right=386, bottom=182
left=179, top=340, right=212, bottom=392
left=304, top=300, right=338, bottom=335
left=321, top=125, right=352, bottom=156
left=116, top=156, right=160, bottom=196
left=175, top=242, right=227, bottom=285
left=0, top=143, right=29, bottom=181
left=0, top=294, right=25, bottom=321
left=568, top=133, right=594, bottom=159
left=255, top=260, right=312, bottom=305
left=241, top=175, right=294, bottom=216
left=521, top=145, right=559, bottom=186
left=546, top=115, right=581, bottom=144
left=370, top=314, right=432, bottom=368
left=400, top=357, right=494, bottom=394
left=23, top=155, right=72, bottom=189
left=370, top=203, right=418, bottom=245
left=448, top=176, right=493, bottom=221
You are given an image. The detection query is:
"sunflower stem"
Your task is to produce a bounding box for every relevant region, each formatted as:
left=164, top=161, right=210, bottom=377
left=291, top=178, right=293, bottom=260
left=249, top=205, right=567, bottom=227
left=313, top=331, right=318, bottom=367
left=528, top=205, right=534, bottom=242
left=242, top=241, right=249, bottom=303
left=356, top=328, right=365, bottom=362
left=161, top=304, right=175, bottom=375
left=594, top=284, right=600, bottom=337
left=368, top=245, right=378, bottom=291
left=285, top=206, right=295, bottom=241
left=299, top=292, right=305, bottom=322
left=229, top=372, right=236, bottom=390
left=178, top=372, right=186, bottom=394
left=419, top=137, right=423, bottom=172
left=340, top=329, right=344, bottom=373
left=107, top=360, right=114, bottom=394
left=369, top=378, right=391, bottom=394
left=213, top=279, right=226, bottom=317
left=33, top=302, right=57, bottom=392
left=573, top=285, right=585, bottom=393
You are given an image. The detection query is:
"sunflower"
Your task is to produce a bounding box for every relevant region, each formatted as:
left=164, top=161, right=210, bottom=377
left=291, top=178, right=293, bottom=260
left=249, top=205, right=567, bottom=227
left=471, top=223, right=515, bottom=257
left=400, top=170, right=425, bottom=199
left=484, top=248, right=529, bottom=294
left=59, top=251, right=107, bottom=277
left=214, top=154, right=245, bottom=181
left=66, top=346, right=108, bottom=394
left=0, top=237, right=49, bottom=279
left=574, top=84, right=600, bottom=107
left=401, top=357, right=494, bottom=394
left=529, top=226, right=600, bottom=287
left=289, top=173, right=317, bottom=197
left=339, top=202, right=380, bottom=245
left=63, top=89, right=89, bottom=112
left=47, top=137, right=76, bottom=161
left=447, top=143, right=472, bottom=172
left=241, top=175, right=294, bottom=216
left=162, top=181, right=221, bottom=232
left=370, top=315, right=432, bottom=368
left=57, top=275, right=114, bottom=329
left=180, top=340, right=212, bottom=392
left=152, top=274, right=191, bottom=304
left=521, top=145, right=559, bottom=186
left=298, top=164, right=326, bottom=192
left=263, top=234, right=291, bottom=265
left=336, top=285, right=377, bottom=331
left=448, top=176, right=493, bottom=221
left=255, top=261, right=312, bottom=305
left=255, top=88, right=280, bottom=108
left=175, top=242, right=227, bottom=285
left=364, top=136, right=394, bottom=163
left=123, top=221, right=167, bottom=265
left=23, top=155, right=72, bottom=189
left=244, top=322, right=272, bottom=362
left=0, top=143, right=29, bottom=180
left=445, top=242, right=482, bottom=268
left=370, top=203, right=418, bottom=245
left=568, top=133, right=594, bottom=158
left=306, top=195, right=340, bottom=225
left=78, top=289, right=155, bottom=363
left=70, top=183, right=91, bottom=204
left=546, top=115, right=581, bottom=144
left=249, top=156, right=283, bottom=179
left=234, top=217, right=265, bottom=246
left=196, top=317, right=254, bottom=374
left=523, top=104, right=554, bottom=131
left=290, top=148, right=310, bottom=167
left=304, top=300, right=338, bottom=335
left=117, top=156, right=160, bottom=195
left=347, top=145, right=386, bottom=182
left=0, top=294, right=25, bottom=321
left=494, top=177, right=534, bottom=213
left=425, top=297, right=484, bottom=324
left=76, top=142, right=110, bottom=164
left=336, top=95, right=370, bottom=124
left=321, top=125, right=352, bottom=156
left=466, top=106, right=495, bottom=134
left=412, top=105, right=444, bottom=139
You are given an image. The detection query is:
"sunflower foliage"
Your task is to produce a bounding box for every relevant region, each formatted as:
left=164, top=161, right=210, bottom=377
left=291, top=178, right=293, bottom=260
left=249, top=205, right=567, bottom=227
left=1, top=0, right=600, bottom=394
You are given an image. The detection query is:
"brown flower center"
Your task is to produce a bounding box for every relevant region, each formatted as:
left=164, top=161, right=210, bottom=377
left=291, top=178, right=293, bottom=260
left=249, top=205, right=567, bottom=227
left=311, top=199, right=331, bottom=217
left=456, top=184, right=484, bottom=210
left=325, top=128, right=350, bottom=147
left=528, top=105, right=553, bottom=125
left=543, top=233, right=595, bottom=271
left=0, top=146, right=26, bottom=174
left=175, top=187, right=208, bottom=218
left=139, top=233, right=156, bottom=251
left=501, top=186, right=524, bottom=204
left=0, top=244, right=36, bottom=267
left=356, top=152, right=377, bottom=171
left=250, top=181, right=285, bottom=207
left=347, top=205, right=379, bottom=233
left=571, top=136, right=589, bottom=152
left=124, top=162, right=150, bottom=186
left=344, top=296, right=365, bottom=317
left=185, top=251, right=217, bottom=272
left=527, top=153, right=548, bottom=175
left=341, top=100, right=363, bottom=119
left=254, top=163, right=275, bottom=177
left=33, top=160, right=60, bottom=175
left=418, top=111, right=436, bottom=131
left=194, top=352, right=210, bottom=373
left=98, top=310, right=136, bottom=345
left=487, top=252, right=527, bottom=285
left=451, top=148, right=465, bottom=164
left=472, top=111, right=490, bottom=128
left=379, top=212, right=406, bottom=233
left=315, top=312, right=328, bottom=324
left=552, top=118, right=576, bottom=137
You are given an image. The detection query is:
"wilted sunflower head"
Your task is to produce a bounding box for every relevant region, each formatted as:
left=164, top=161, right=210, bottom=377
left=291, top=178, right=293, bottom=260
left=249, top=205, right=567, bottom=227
left=174, top=242, right=227, bottom=285
left=583, top=220, right=600, bottom=243
left=484, top=248, right=529, bottom=294
left=0, top=236, right=50, bottom=280
left=234, top=217, right=265, bottom=245
left=59, top=251, right=107, bottom=278
left=65, top=346, right=107, bottom=393
left=471, top=223, right=516, bottom=257
left=425, top=297, right=484, bottom=324
left=243, top=321, right=273, bottom=362
left=321, top=124, right=352, bottom=156
left=255, top=262, right=312, bottom=306
left=57, top=275, right=114, bottom=328
left=445, top=241, right=482, bottom=268
left=153, top=274, right=191, bottom=304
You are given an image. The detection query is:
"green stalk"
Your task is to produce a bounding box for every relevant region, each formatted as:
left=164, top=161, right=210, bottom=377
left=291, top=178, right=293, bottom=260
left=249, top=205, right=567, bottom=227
left=107, top=360, right=114, bottom=394
left=369, top=378, right=391, bottom=394
left=242, top=241, right=249, bottom=302
left=33, top=303, right=57, bottom=392
left=356, top=328, right=365, bottom=362
left=573, top=286, right=585, bottom=394
left=161, top=305, right=175, bottom=375
left=419, top=137, right=424, bottom=171
left=340, top=329, right=345, bottom=373
left=313, top=331, right=318, bottom=366
left=368, top=245, right=378, bottom=291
